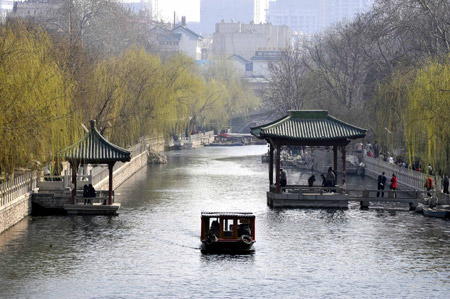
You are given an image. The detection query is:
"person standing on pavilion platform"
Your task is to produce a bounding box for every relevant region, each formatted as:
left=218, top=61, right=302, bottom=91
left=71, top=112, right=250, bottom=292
left=443, top=175, right=449, bottom=194
left=326, top=167, right=335, bottom=192
left=280, top=169, right=287, bottom=190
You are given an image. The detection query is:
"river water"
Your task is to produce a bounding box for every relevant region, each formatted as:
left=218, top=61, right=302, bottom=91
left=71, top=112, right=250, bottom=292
left=1, top=145, right=450, bottom=298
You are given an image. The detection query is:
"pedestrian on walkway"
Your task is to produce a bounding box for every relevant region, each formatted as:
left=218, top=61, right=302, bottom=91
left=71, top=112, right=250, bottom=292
left=377, top=172, right=386, bottom=197
left=390, top=173, right=397, bottom=198
left=443, top=175, right=449, bottom=194
left=424, top=175, right=433, bottom=197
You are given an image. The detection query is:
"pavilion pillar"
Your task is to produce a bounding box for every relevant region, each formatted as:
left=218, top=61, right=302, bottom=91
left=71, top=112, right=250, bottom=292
left=341, top=146, right=346, bottom=185
left=71, top=161, right=78, bottom=204
left=333, top=145, right=338, bottom=184
left=276, top=144, right=281, bottom=194
left=269, top=144, right=274, bottom=186
left=108, top=162, right=115, bottom=205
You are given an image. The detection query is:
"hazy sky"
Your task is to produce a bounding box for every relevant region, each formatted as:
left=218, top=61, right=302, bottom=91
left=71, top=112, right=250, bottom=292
left=157, top=0, right=200, bottom=23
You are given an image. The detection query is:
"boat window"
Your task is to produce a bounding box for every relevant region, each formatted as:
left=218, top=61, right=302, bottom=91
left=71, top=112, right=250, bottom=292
left=222, top=218, right=234, bottom=237
left=207, top=218, right=220, bottom=236
left=237, top=219, right=252, bottom=237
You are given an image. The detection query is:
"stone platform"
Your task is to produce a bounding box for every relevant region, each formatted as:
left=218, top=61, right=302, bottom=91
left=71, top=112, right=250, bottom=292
left=63, top=203, right=120, bottom=216
left=267, top=190, right=348, bottom=209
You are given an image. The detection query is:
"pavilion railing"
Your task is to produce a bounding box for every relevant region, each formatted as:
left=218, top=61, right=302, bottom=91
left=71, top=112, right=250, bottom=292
left=269, top=184, right=345, bottom=195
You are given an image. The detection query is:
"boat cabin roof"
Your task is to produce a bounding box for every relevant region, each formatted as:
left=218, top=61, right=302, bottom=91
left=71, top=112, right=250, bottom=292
left=201, top=212, right=255, bottom=219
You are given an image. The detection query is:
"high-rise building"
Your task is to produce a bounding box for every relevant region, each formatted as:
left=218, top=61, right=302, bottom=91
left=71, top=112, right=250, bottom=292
left=198, top=0, right=254, bottom=34
left=266, top=0, right=374, bottom=34
left=254, top=0, right=269, bottom=24
left=0, top=0, right=14, bottom=23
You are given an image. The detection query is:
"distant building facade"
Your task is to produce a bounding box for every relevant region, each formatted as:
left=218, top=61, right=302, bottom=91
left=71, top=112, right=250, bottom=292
left=266, top=0, right=374, bottom=35
left=0, top=0, right=14, bottom=23
left=213, top=21, right=290, bottom=60
left=172, top=17, right=204, bottom=60
left=153, top=17, right=205, bottom=61
left=9, top=0, right=62, bottom=21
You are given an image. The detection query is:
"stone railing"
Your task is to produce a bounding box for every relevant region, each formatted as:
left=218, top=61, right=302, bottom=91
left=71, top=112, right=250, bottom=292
left=0, top=171, right=38, bottom=208
left=179, top=131, right=215, bottom=148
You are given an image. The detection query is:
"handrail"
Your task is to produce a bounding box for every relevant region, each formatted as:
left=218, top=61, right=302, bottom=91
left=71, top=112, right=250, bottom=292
left=0, top=171, right=38, bottom=208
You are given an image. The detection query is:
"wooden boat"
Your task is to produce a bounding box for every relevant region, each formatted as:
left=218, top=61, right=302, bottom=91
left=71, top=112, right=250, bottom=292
left=200, top=212, right=255, bottom=254
left=423, top=207, right=449, bottom=218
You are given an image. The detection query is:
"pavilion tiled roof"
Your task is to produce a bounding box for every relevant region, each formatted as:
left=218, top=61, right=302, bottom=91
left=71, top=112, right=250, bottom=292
left=63, top=120, right=131, bottom=164
left=250, top=110, right=366, bottom=142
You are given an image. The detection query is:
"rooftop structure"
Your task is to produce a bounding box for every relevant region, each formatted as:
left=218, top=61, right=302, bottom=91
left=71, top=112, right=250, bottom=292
left=251, top=110, right=366, bottom=194
left=62, top=120, right=131, bottom=205
left=250, top=110, right=366, bottom=145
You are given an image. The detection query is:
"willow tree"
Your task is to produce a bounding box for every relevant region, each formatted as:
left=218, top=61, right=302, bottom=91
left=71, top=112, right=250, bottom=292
left=406, top=59, right=450, bottom=174
left=371, top=66, right=416, bottom=159
left=0, top=20, right=77, bottom=175
left=162, top=54, right=205, bottom=137
left=90, top=47, right=174, bottom=147
left=203, top=60, right=259, bottom=124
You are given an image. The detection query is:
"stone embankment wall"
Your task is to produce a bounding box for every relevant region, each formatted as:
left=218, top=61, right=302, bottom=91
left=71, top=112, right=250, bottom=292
left=0, top=193, right=32, bottom=233
left=95, top=150, right=148, bottom=191
left=0, top=172, right=37, bottom=234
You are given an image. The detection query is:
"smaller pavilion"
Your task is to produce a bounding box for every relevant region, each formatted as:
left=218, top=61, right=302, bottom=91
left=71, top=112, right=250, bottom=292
left=62, top=120, right=131, bottom=213
left=251, top=110, right=366, bottom=208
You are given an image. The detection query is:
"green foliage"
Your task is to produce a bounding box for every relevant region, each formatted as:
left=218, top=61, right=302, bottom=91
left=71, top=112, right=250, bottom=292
left=373, top=58, right=450, bottom=174
left=0, top=21, right=259, bottom=175
left=0, top=20, right=77, bottom=174
left=406, top=58, right=450, bottom=174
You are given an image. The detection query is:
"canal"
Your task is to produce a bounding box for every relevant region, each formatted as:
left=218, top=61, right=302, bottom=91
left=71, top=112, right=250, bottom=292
left=1, top=145, right=450, bottom=298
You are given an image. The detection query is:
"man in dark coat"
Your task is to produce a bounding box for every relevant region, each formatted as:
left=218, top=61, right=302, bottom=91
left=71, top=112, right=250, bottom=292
left=377, top=172, right=386, bottom=197
left=443, top=175, right=449, bottom=194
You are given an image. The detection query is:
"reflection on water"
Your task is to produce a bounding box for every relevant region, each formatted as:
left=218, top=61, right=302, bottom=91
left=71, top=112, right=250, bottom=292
left=1, top=145, right=450, bottom=298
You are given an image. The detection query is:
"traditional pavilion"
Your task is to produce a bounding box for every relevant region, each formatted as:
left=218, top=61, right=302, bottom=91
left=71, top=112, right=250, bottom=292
left=62, top=120, right=131, bottom=205
left=251, top=110, right=366, bottom=196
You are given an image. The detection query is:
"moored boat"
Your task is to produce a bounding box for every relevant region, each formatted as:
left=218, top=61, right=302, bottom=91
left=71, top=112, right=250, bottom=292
left=423, top=207, right=449, bottom=218
left=200, top=212, right=255, bottom=254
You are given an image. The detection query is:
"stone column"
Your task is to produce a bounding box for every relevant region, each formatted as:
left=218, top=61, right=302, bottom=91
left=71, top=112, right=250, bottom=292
left=276, top=144, right=281, bottom=194
left=71, top=161, right=78, bottom=204
left=333, top=145, right=338, bottom=185
left=108, top=162, right=115, bottom=205
left=269, top=143, right=274, bottom=186
left=341, top=146, right=346, bottom=185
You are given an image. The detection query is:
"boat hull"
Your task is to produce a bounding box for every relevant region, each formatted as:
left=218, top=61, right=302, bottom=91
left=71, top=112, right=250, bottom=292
left=423, top=208, right=449, bottom=218
left=201, top=240, right=255, bottom=254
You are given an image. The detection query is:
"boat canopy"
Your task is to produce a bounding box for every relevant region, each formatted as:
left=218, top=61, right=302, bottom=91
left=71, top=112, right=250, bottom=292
left=201, top=212, right=255, bottom=218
